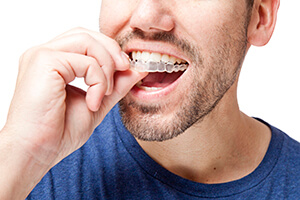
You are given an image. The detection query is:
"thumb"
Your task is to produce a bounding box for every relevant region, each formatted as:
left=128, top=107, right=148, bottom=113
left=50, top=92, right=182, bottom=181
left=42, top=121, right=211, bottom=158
left=96, top=70, right=148, bottom=118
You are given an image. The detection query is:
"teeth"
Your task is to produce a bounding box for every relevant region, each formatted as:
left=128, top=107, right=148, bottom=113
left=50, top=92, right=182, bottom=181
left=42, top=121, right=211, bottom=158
left=161, top=54, right=170, bottom=63
left=130, top=60, right=188, bottom=73
left=135, top=80, right=163, bottom=91
left=131, top=51, right=186, bottom=65
left=136, top=51, right=142, bottom=60
left=141, top=51, right=150, bottom=61
left=169, top=56, right=176, bottom=64
left=149, top=52, right=161, bottom=62
left=138, top=85, right=163, bottom=91
left=132, top=51, right=137, bottom=60
left=130, top=51, right=188, bottom=73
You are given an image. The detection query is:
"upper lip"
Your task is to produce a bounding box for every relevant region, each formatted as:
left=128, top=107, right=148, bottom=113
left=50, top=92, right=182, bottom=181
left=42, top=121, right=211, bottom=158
left=122, top=40, right=191, bottom=64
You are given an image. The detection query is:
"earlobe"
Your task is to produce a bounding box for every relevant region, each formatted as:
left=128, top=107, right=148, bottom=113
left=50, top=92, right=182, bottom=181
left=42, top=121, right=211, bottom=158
left=247, top=0, right=280, bottom=46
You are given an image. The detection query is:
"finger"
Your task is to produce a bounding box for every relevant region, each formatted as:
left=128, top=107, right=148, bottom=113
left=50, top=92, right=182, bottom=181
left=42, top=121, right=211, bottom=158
left=98, top=70, right=148, bottom=115
left=51, top=27, right=129, bottom=71
left=45, top=33, right=127, bottom=94
left=52, top=51, right=108, bottom=111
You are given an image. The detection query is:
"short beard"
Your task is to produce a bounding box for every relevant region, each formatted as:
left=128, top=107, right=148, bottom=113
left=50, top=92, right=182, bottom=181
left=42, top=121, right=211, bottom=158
left=119, top=79, right=225, bottom=141
left=117, top=12, right=250, bottom=142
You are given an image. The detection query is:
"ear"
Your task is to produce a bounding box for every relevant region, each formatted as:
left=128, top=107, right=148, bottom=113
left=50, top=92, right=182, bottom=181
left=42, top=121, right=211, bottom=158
left=247, top=0, right=280, bottom=46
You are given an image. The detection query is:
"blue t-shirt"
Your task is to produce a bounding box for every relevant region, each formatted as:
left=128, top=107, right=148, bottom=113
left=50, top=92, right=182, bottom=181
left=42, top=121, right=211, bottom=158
left=27, top=105, right=300, bottom=199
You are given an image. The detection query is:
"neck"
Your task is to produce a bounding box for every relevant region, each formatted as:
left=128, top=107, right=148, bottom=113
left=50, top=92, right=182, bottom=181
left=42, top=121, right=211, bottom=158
left=136, top=81, right=271, bottom=184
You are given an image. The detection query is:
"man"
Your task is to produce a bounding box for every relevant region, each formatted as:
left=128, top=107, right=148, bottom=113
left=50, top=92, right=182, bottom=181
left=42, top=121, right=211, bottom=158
left=0, top=0, right=299, bottom=199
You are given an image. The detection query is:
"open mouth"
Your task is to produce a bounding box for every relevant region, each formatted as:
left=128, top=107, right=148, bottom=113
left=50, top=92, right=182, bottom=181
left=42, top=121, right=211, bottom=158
left=129, top=51, right=189, bottom=91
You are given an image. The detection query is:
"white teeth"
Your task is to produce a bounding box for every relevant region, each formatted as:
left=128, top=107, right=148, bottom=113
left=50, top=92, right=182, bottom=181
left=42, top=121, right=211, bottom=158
left=161, top=54, right=170, bottom=63
left=139, top=85, right=163, bottom=91
left=130, top=51, right=188, bottom=73
left=135, top=80, right=163, bottom=91
left=141, top=51, right=150, bottom=61
left=136, top=51, right=142, bottom=60
left=131, top=51, right=186, bottom=65
left=130, top=59, right=188, bottom=73
left=149, top=52, right=161, bottom=62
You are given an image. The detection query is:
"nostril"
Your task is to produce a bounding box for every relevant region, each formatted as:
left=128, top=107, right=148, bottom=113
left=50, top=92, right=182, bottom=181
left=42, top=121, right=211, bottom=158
left=129, top=1, right=175, bottom=33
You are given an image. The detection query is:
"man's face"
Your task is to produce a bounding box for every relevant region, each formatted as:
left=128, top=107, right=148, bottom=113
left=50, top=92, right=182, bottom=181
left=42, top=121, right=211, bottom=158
left=100, top=0, right=251, bottom=141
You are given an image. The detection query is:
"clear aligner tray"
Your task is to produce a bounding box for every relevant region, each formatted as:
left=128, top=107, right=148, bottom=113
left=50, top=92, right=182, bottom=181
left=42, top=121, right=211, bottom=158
left=130, top=59, right=188, bottom=73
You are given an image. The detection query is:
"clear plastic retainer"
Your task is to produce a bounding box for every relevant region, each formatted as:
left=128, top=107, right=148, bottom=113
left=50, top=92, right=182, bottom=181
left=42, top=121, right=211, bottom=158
left=130, top=59, right=188, bottom=73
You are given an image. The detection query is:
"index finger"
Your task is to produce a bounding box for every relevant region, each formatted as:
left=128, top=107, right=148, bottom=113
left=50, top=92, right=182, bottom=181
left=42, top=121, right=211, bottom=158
left=45, top=31, right=129, bottom=94
left=50, top=27, right=129, bottom=71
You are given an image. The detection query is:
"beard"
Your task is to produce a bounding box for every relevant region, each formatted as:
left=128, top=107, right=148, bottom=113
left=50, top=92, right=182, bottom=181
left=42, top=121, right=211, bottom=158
left=117, top=18, right=249, bottom=142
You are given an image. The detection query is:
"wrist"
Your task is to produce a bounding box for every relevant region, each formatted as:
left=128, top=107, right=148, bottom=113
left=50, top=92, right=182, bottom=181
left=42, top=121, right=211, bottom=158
left=0, top=129, right=51, bottom=199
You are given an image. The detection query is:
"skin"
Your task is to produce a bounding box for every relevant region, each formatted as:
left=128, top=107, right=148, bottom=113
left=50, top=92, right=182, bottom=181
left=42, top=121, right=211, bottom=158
left=100, top=0, right=279, bottom=182
left=0, top=0, right=279, bottom=199
left=116, top=3, right=250, bottom=142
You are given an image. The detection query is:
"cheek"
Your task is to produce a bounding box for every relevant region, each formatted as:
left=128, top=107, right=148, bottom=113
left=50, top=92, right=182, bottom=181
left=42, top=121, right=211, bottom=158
left=99, top=1, right=132, bottom=38
left=176, top=2, right=246, bottom=46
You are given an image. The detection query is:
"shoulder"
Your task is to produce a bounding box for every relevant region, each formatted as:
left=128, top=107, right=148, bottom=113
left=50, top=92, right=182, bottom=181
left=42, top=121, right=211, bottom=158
left=275, top=126, right=300, bottom=164
left=281, top=130, right=300, bottom=173
left=268, top=125, right=300, bottom=197
left=269, top=124, right=300, bottom=169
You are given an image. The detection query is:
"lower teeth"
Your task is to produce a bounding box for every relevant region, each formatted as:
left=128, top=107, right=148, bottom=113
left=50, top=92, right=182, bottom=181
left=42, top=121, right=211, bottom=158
left=136, top=80, right=163, bottom=91
left=130, top=60, right=188, bottom=73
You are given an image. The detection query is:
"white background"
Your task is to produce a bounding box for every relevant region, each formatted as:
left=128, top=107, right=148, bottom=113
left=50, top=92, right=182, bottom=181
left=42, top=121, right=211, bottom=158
left=0, top=0, right=299, bottom=142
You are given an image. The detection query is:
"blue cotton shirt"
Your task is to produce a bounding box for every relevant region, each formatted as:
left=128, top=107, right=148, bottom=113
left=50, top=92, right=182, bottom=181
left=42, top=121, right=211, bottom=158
left=27, top=105, right=300, bottom=199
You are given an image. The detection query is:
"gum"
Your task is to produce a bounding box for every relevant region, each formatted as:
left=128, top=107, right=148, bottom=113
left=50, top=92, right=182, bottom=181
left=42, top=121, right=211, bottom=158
left=130, top=60, right=188, bottom=73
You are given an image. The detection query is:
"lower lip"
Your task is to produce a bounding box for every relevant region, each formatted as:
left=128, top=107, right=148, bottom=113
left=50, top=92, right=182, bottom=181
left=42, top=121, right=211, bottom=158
left=130, top=69, right=188, bottom=101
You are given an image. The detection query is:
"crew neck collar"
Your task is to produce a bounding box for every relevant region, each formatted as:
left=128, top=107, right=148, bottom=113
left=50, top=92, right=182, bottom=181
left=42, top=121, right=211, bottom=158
left=113, top=105, right=284, bottom=198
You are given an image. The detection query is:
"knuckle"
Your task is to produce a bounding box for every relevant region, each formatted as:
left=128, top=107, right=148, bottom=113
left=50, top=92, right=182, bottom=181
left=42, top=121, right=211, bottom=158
left=19, top=46, right=43, bottom=65
left=31, top=48, right=53, bottom=63
left=98, top=69, right=108, bottom=89
left=19, top=46, right=55, bottom=71
left=89, top=57, right=99, bottom=67
left=101, top=66, right=115, bottom=82
left=19, top=47, right=37, bottom=64
left=102, top=58, right=115, bottom=70
left=75, top=32, right=94, bottom=42
left=71, top=27, right=87, bottom=32
left=96, top=78, right=108, bottom=92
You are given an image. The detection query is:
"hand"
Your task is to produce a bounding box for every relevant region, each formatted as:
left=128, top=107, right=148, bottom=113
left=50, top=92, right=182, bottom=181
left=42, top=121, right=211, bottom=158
left=0, top=27, right=147, bottom=198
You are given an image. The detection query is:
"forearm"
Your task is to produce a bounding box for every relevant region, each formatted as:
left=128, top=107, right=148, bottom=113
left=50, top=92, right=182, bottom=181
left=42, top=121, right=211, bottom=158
left=0, top=129, right=50, bottom=200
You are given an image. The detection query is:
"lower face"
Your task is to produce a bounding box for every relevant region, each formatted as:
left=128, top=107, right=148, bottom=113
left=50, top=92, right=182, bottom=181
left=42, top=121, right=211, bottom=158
left=100, top=1, right=251, bottom=142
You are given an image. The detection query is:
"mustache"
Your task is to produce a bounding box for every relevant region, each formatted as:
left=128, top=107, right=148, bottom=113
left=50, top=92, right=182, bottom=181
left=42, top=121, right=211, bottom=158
left=115, top=29, right=202, bottom=63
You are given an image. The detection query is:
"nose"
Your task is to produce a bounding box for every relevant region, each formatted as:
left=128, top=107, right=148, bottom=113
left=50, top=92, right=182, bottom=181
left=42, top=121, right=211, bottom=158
left=129, top=0, right=175, bottom=33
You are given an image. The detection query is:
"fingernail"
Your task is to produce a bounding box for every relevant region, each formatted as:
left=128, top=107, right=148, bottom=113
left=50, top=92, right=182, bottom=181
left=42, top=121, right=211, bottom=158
left=120, top=51, right=130, bottom=69
left=107, top=78, right=114, bottom=95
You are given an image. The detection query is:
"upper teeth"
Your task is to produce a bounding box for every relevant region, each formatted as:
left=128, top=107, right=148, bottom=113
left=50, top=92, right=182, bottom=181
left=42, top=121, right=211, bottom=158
left=131, top=51, right=187, bottom=65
